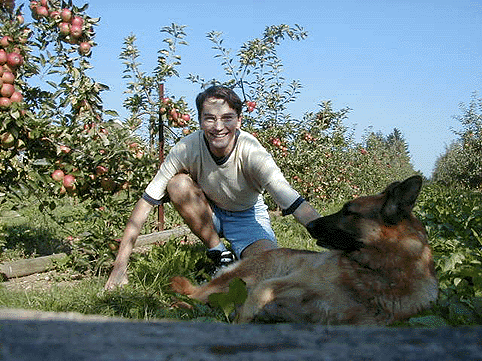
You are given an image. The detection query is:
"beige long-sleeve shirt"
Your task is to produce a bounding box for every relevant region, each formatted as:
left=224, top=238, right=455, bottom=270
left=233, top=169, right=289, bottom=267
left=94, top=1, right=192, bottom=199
left=144, top=129, right=300, bottom=212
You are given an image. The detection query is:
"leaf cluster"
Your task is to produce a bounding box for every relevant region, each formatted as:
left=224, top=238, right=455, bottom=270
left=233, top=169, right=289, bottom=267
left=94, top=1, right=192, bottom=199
left=414, top=184, right=482, bottom=325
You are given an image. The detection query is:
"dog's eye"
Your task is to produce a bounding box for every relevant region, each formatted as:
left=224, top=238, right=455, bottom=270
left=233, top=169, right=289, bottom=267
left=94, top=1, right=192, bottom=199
left=342, top=203, right=360, bottom=217
left=342, top=204, right=354, bottom=215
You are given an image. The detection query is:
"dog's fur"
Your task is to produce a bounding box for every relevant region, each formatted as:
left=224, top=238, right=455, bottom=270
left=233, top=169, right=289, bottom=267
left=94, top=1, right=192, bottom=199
left=171, top=176, right=438, bottom=325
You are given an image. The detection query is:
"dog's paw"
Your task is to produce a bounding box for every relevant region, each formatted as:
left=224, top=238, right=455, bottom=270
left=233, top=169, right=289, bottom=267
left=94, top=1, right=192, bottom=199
left=169, top=300, right=194, bottom=310
left=170, top=276, right=195, bottom=295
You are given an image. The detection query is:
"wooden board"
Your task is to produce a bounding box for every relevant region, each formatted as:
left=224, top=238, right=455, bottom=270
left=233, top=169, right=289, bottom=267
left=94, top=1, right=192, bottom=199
left=0, top=309, right=481, bottom=360
left=0, top=253, right=67, bottom=279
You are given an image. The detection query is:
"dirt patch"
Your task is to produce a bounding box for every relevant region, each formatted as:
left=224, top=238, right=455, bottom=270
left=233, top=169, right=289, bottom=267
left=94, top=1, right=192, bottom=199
left=1, top=270, right=84, bottom=293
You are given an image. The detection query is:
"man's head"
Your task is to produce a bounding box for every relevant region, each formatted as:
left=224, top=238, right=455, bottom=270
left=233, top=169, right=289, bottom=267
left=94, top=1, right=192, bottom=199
left=195, top=85, right=243, bottom=120
left=196, top=85, right=243, bottom=158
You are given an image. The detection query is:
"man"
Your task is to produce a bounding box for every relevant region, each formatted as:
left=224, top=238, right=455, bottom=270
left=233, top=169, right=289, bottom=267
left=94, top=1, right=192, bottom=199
left=104, top=85, right=321, bottom=290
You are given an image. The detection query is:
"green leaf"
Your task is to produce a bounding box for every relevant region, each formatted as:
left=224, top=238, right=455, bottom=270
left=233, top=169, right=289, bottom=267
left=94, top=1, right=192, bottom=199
left=471, top=229, right=482, bottom=246
left=104, top=110, right=119, bottom=117
left=208, top=278, right=247, bottom=322
left=408, top=315, right=449, bottom=327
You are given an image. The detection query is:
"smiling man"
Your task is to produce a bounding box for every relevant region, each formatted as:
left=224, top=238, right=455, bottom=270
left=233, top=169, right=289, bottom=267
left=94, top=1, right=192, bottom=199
left=105, top=85, right=321, bottom=290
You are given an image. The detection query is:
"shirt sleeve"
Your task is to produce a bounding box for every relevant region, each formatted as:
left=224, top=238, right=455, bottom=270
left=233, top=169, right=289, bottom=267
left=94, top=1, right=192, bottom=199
left=243, top=135, right=301, bottom=210
left=143, top=140, right=188, bottom=202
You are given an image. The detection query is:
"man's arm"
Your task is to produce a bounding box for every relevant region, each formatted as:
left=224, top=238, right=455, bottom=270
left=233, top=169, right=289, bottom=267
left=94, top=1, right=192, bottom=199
left=104, top=198, right=153, bottom=290
left=291, top=200, right=321, bottom=227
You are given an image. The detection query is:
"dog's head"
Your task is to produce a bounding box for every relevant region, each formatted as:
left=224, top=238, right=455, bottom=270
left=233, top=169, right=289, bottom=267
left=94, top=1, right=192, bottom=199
left=306, top=175, right=423, bottom=251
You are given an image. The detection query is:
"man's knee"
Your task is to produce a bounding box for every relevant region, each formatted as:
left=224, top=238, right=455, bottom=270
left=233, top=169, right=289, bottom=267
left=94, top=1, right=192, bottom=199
left=167, top=173, right=192, bottom=195
left=240, top=239, right=277, bottom=259
left=167, top=173, right=203, bottom=203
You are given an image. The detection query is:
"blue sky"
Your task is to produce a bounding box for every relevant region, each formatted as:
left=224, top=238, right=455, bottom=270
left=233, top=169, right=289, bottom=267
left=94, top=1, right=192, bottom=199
left=65, top=0, right=480, bottom=177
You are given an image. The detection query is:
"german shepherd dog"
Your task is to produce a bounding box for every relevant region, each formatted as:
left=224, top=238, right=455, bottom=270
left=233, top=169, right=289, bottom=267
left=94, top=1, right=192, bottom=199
left=171, top=176, right=438, bottom=325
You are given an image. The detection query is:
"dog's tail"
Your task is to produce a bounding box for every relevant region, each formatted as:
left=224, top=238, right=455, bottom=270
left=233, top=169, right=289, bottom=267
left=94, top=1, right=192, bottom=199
left=170, top=276, right=197, bottom=296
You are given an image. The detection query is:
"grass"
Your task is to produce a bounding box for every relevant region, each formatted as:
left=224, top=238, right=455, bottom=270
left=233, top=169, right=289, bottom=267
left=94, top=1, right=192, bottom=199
left=0, top=197, right=319, bottom=322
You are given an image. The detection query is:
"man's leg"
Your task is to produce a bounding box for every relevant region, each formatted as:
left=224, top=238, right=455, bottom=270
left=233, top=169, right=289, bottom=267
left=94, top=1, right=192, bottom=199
left=167, top=173, right=221, bottom=249
left=240, top=239, right=277, bottom=259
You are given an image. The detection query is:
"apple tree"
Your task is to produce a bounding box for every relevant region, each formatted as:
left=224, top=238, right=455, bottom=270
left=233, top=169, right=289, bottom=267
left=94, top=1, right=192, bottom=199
left=0, top=1, right=192, bottom=273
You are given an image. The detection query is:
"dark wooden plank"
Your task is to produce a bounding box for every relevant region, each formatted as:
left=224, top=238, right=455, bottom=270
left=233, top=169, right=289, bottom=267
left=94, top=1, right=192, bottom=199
left=0, top=309, right=481, bottom=360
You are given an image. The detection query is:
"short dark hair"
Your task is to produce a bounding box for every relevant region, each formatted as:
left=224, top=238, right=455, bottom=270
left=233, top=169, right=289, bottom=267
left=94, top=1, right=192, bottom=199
left=195, top=85, right=243, bottom=119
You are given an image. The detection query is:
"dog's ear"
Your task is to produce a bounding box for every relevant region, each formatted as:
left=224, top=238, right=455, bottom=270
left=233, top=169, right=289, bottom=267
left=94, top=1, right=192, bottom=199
left=381, top=175, right=423, bottom=224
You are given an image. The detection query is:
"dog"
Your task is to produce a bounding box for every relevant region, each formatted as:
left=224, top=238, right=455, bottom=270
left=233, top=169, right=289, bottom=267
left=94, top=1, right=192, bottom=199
left=171, top=175, right=438, bottom=325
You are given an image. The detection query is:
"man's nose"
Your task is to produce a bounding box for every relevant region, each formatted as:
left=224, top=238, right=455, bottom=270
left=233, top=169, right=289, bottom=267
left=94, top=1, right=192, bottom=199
left=213, top=119, right=225, bottom=129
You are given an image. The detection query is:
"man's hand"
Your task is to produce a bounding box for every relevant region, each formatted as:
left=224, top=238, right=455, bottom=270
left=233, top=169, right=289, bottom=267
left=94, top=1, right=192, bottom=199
left=292, top=201, right=322, bottom=227
left=103, top=198, right=153, bottom=291
left=104, top=264, right=128, bottom=290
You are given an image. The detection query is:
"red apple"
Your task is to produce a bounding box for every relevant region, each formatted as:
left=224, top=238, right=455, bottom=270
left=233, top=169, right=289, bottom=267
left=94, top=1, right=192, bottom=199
left=35, top=5, right=49, bottom=17
left=59, top=22, right=70, bottom=36
left=59, top=145, right=70, bottom=153
left=63, top=174, right=76, bottom=189
left=0, top=36, right=12, bottom=48
left=78, top=42, right=91, bottom=55
left=51, top=169, right=65, bottom=182
left=40, top=0, right=48, bottom=6
left=128, top=142, right=138, bottom=148
left=16, top=15, right=25, bottom=24
left=6, top=52, right=23, bottom=68
left=0, top=50, right=6, bottom=65
left=1, top=132, right=14, bottom=147
left=170, top=108, right=178, bottom=120
left=19, top=29, right=32, bottom=44
left=50, top=10, right=60, bottom=19
left=95, top=165, right=108, bottom=175
left=2, top=71, right=14, bottom=84
left=71, top=16, right=84, bottom=27
left=1, top=83, right=14, bottom=97
left=0, top=97, right=11, bottom=109
left=10, top=91, right=23, bottom=103
left=60, top=8, right=72, bottom=22
left=181, top=113, right=191, bottom=122
left=70, top=24, right=82, bottom=38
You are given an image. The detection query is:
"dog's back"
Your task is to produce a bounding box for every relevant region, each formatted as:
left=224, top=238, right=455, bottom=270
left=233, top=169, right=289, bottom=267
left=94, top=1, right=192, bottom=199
left=171, top=175, right=438, bottom=325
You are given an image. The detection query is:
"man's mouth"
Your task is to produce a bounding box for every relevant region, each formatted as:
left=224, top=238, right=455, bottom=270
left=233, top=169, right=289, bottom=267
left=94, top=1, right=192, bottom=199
left=210, top=133, right=228, bottom=139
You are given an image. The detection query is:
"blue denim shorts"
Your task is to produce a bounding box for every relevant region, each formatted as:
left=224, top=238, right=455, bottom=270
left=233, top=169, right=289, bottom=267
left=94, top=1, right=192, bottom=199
left=211, top=198, right=277, bottom=259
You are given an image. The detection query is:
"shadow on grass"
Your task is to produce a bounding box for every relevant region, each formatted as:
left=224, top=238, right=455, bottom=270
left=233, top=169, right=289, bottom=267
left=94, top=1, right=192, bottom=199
left=2, top=224, right=71, bottom=258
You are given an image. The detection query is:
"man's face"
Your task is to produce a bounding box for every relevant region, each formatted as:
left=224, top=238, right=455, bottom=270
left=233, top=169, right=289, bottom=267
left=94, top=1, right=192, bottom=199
left=200, top=97, right=241, bottom=158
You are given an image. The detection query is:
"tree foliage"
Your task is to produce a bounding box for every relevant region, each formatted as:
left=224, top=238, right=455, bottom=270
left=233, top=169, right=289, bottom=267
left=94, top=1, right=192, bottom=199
left=433, top=92, right=482, bottom=188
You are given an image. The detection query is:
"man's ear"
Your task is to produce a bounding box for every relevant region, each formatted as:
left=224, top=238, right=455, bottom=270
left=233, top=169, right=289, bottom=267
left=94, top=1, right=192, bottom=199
left=236, top=115, right=242, bottom=129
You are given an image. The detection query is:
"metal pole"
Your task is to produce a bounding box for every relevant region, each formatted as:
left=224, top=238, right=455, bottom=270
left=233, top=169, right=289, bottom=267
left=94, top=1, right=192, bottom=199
left=157, top=83, right=165, bottom=231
